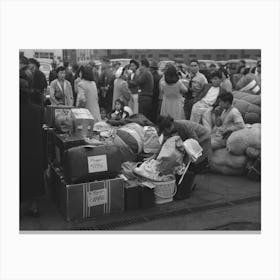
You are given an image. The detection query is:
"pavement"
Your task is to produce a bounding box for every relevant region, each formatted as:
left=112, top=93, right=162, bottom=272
left=20, top=173, right=261, bottom=231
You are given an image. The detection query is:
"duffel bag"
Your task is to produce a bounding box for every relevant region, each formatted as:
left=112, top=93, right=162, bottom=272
left=233, top=99, right=261, bottom=124
left=63, top=145, right=122, bottom=183
left=233, top=91, right=261, bottom=106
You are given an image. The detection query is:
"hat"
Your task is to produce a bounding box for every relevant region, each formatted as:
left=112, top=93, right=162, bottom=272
left=150, top=60, right=158, bottom=69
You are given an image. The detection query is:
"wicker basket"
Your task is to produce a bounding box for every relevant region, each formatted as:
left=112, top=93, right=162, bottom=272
left=153, top=180, right=177, bottom=204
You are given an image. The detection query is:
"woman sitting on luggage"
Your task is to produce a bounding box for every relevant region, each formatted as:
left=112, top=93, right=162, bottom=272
left=108, top=99, right=129, bottom=120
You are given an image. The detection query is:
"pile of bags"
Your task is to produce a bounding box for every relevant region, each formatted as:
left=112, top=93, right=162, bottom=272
left=233, top=91, right=261, bottom=124
left=209, top=123, right=261, bottom=177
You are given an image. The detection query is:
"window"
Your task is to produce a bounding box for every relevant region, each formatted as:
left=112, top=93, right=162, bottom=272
left=230, top=54, right=238, bottom=59
left=159, top=53, right=169, bottom=58
left=189, top=54, right=197, bottom=59
left=216, top=54, right=225, bottom=60
left=34, top=52, right=54, bottom=59
left=203, top=54, right=211, bottom=60
left=141, top=54, right=146, bottom=59
left=148, top=54, right=153, bottom=58
left=20, top=51, right=24, bottom=57
left=243, top=54, right=250, bottom=58
left=135, top=55, right=139, bottom=59
left=174, top=54, right=183, bottom=58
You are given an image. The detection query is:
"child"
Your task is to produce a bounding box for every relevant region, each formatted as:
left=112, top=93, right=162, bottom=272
left=211, top=92, right=245, bottom=150
left=108, top=99, right=129, bottom=120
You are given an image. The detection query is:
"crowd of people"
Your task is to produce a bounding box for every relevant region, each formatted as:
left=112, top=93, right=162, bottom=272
left=19, top=54, right=261, bottom=216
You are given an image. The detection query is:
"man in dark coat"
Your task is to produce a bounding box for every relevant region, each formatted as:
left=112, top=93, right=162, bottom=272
left=133, top=59, right=154, bottom=121
left=64, top=61, right=74, bottom=89
left=20, top=77, right=45, bottom=217
left=98, top=62, right=114, bottom=113
left=48, top=61, right=57, bottom=85
left=28, top=58, right=48, bottom=107
left=150, top=60, right=162, bottom=123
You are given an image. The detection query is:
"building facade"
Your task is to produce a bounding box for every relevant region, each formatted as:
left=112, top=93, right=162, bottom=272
left=33, top=49, right=260, bottom=65
left=20, top=49, right=63, bottom=62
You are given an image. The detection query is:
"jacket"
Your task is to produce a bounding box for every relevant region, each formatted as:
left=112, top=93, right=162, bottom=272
left=193, top=84, right=222, bottom=105
left=135, top=69, right=154, bottom=98
left=128, top=72, right=139, bottom=94
left=49, top=79, right=74, bottom=106
left=77, top=79, right=101, bottom=122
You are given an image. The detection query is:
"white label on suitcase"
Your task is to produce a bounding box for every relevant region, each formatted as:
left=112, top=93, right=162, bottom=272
left=88, top=155, right=108, bottom=173
left=87, top=189, right=108, bottom=207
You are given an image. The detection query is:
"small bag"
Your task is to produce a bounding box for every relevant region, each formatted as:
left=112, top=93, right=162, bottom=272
left=143, top=126, right=161, bottom=154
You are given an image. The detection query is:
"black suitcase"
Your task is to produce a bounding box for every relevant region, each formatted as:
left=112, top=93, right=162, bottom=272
left=124, top=180, right=141, bottom=211
left=54, top=133, right=87, bottom=166
left=63, top=144, right=122, bottom=184
left=139, top=185, right=155, bottom=209
left=174, top=171, right=196, bottom=200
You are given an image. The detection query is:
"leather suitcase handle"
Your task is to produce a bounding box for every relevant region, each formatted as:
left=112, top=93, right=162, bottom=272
left=83, top=145, right=95, bottom=149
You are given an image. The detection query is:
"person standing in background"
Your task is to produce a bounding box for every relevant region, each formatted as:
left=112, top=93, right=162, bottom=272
left=184, top=59, right=208, bottom=120
left=49, top=66, right=74, bottom=106
left=76, top=66, right=101, bottom=122
left=71, top=63, right=80, bottom=106
left=160, top=65, right=187, bottom=120
left=134, top=59, right=154, bottom=121
left=20, top=77, right=45, bottom=217
left=63, top=61, right=74, bottom=89
left=48, top=61, right=57, bottom=84
left=150, top=60, right=162, bottom=123
left=99, top=61, right=114, bottom=114
left=28, top=58, right=48, bottom=107
left=128, top=59, right=140, bottom=114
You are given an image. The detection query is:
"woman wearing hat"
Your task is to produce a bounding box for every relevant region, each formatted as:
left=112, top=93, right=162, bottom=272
left=160, top=65, right=188, bottom=120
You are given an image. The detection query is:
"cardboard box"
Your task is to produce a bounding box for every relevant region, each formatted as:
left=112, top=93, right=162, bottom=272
left=71, top=108, right=94, bottom=138
left=45, top=105, right=74, bottom=129
left=50, top=166, right=124, bottom=221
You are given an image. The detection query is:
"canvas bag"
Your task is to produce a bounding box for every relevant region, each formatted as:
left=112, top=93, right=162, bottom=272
left=143, top=126, right=161, bottom=154
left=156, top=136, right=185, bottom=175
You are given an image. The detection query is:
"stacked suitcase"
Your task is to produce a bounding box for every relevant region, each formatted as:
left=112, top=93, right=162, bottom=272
left=45, top=106, right=125, bottom=221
